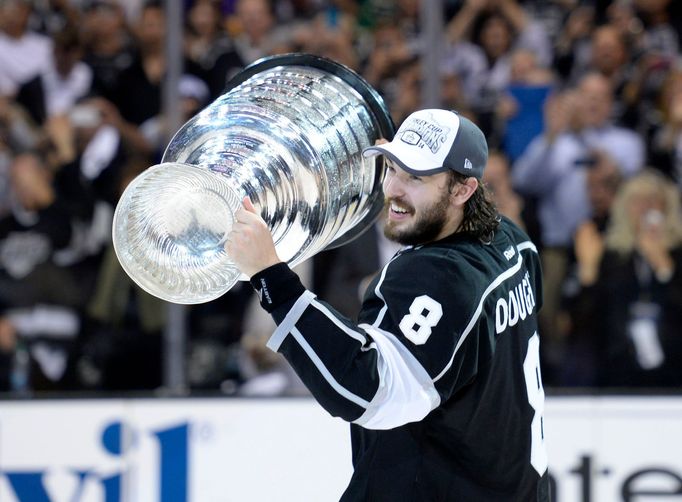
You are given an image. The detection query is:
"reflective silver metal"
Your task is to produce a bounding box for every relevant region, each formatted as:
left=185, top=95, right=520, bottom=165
left=113, top=55, right=394, bottom=304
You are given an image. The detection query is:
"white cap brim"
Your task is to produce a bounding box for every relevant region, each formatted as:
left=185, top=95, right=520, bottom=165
left=362, top=143, right=448, bottom=177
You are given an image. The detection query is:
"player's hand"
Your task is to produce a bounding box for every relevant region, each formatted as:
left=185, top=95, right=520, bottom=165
left=225, top=197, right=281, bottom=278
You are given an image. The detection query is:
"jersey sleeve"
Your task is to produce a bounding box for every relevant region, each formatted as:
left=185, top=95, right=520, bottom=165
left=264, top=284, right=441, bottom=430
left=256, top=248, right=491, bottom=429
left=257, top=226, right=540, bottom=431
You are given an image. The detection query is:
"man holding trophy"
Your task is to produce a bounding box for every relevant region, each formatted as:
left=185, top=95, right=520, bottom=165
left=112, top=55, right=549, bottom=500
left=227, top=108, right=550, bottom=501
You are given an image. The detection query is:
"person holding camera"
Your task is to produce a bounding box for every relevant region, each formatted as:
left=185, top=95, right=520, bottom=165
left=511, top=72, right=645, bottom=382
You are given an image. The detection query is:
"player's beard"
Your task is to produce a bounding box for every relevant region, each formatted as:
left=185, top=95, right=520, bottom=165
left=383, top=189, right=451, bottom=246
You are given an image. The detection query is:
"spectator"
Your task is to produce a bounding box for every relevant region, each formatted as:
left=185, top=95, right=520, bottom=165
left=0, top=153, right=82, bottom=391
left=293, top=5, right=360, bottom=71
left=556, top=151, right=624, bottom=386
left=513, top=72, right=644, bottom=251
left=230, top=0, right=290, bottom=64
left=0, top=92, right=47, bottom=220
left=362, top=22, right=416, bottom=116
left=107, top=0, right=204, bottom=127
left=447, top=0, right=551, bottom=137
left=572, top=24, right=637, bottom=126
left=77, top=156, right=166, bottom=391
left=632, top=0, right=679, bottom=60
left=388, top=56, right=422, bottom=125
left=65, top=77, right=204, bottom=174
left=512, top=72, right=644, bottom=382
left=448, top=0, right=552, bottom=67
left=606, top=1, right=678, bottom=135
left=41, top=24, right=93, bottom=119
left=48, top=99, right=127, bottom=208
left=583, top=151, right=624, bottom=234
left=648, top=66, right=682, bottom=182
left=112, top=73, right=210, bottom=161
left=79, top=71, right=209, bottom=167
left=81, top=0, right=136, bottom=100
left=497, top=48, right=556, bottom=162
left=105, top=0, right=167, bottom=126
left=0, top=94, right=45, bottom=159
left=483, top=150, right=525, bottom=230
left=38, top=98, right=128, bottom=340
left=388, top=56, right=475, bottom=129
left=439, top=39, right=488, bottom=108
left=185, top=0, right=243, bottom=99
left=29, top=0, right=81, bottom=36
left=0, top=0, right=53, bottom=123
left=553, top=4, right=595, bottom=81
left=440, top=63, right=476, bottom=117
left=570, top=169, right=682, bottom=387
left=581, top=24, right=632, bottom=83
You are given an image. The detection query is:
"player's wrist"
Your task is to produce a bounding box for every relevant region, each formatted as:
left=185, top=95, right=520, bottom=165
left=250, top=262, right=306, bottom=313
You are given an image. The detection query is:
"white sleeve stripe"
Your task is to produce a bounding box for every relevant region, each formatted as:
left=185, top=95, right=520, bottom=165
left=354, top=325, right=441, bottom=430
left=433, top=254, right=525, bottom=382
left=266, top=290, right=316, bottom=351
left=517, top=240, right=538, bottom=253
left=289, top=326, right=371, bottom=408
left=310, top=299, right=368, bottom=345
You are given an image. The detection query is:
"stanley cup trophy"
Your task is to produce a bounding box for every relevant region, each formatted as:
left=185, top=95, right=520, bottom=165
left=112, top=54, right=395, bottom=304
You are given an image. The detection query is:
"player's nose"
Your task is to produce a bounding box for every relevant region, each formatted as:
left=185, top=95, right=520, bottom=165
left=383, top=172, right=405, bottom=198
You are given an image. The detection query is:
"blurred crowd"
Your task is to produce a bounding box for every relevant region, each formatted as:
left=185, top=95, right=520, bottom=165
left=1, top=0, right=682, bottom=396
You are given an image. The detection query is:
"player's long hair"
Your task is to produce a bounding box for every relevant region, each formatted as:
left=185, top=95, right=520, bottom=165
left=450, top=172, right=500, bottom=243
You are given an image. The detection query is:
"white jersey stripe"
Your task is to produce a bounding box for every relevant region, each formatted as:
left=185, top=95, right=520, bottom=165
left=267, top=291, right=378, bottom=408
left=267, top=290, right=316, bottom=351
left=517, top=240, right=538, bottom=253
left=433, top=254, right=525, bottom=382
left=289, top=326, right=371, bottom=408
left=311, top=299, right=370, bottom=346
left=372, top=253, right=403, bottom=328
left=354, top=325, right=441, bottom=430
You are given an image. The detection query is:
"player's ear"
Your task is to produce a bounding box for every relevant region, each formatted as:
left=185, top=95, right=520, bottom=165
left=450, top=177, right=478, bottom=206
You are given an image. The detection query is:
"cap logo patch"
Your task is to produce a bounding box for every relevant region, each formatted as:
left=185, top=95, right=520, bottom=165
left=464, top=158, right=473, bottom=170
left=399, top=117, right=450, bottom=154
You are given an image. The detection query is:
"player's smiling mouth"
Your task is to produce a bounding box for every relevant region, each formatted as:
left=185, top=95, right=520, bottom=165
left=389, top=201, right=413, bottom=218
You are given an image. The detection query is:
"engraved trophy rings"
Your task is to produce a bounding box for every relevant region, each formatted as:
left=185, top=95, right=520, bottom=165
left=112, top=54, right=394, bottom=304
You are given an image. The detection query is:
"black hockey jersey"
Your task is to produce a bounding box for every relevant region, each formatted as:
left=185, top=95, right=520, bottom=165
left=255, top=216, right=550, bottom=501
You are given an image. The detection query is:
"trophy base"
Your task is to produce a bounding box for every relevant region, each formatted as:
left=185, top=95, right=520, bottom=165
left=113, top=162, right=243, bottom=304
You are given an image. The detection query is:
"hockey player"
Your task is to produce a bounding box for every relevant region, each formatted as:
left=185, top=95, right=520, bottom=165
left=227, top=109, right=550, bottom=501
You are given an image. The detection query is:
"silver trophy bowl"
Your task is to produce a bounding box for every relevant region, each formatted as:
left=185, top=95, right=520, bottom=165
left=112, top=54, right=394, bottom=304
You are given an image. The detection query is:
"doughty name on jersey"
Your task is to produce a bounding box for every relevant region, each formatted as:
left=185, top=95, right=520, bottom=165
left=495, top=270, right=536, bottom=334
